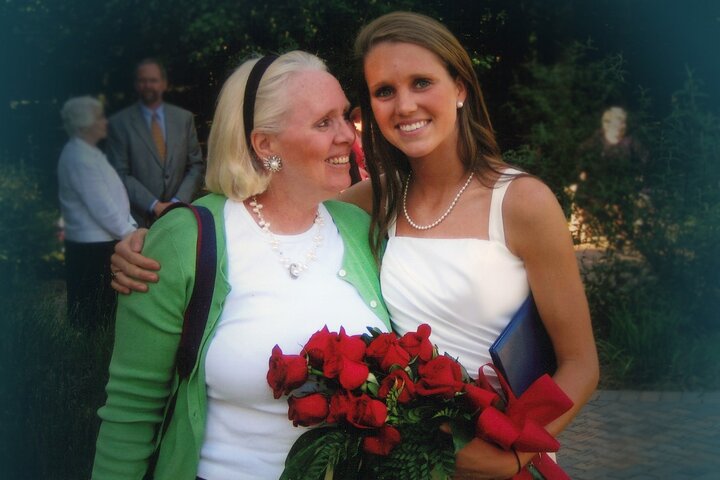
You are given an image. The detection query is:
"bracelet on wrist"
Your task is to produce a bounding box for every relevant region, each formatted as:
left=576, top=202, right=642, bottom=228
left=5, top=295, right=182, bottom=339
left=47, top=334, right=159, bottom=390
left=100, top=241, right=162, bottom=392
left=512, top=449, right=521, bottom=475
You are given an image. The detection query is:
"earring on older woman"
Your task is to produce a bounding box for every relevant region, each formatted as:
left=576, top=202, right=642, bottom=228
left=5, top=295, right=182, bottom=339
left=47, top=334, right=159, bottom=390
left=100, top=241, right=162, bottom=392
left=456, top=100, right=464, bottom=109
left=263, top=154, right=283, bottom=173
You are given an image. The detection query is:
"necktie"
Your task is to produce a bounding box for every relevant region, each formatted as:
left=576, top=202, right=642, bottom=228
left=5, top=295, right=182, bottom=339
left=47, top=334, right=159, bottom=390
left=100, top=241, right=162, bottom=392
left=151, top=112, right=166, bottom=162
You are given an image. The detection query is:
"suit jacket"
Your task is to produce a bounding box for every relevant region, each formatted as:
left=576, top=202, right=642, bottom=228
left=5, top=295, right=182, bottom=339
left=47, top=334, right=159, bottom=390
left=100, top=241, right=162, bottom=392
left=107, top=102, right=205, bottom=226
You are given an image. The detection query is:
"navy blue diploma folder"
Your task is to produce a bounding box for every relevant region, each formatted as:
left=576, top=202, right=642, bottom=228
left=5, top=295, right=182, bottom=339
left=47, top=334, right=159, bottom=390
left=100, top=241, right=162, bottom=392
left=489, top=295, right=557, bottom=396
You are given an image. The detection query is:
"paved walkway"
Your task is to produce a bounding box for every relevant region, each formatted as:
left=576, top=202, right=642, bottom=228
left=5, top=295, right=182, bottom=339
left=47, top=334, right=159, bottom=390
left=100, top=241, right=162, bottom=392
left=557, top=390, right=720, bottom=479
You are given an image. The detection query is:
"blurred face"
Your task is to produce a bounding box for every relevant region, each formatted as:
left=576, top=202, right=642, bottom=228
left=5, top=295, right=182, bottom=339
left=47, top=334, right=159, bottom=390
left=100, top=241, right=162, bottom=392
left=602, top=107, right=627, bottom=145
left=364, top=41, right=466, bottom=162
left=135, top=63, right=167, bottom=107
left=83, top=109, right=108, bottom=143
left=271, top=70, right=356, bottom=200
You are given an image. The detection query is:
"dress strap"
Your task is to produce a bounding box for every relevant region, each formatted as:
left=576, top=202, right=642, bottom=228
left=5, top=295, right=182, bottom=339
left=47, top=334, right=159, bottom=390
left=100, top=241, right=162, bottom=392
left=388, top=215, right=397, bottom=237
left=488, top=168, right=522, bottom=245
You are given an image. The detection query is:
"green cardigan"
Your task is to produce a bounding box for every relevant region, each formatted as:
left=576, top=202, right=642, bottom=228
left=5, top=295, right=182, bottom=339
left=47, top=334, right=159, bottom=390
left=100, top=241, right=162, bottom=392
left=92, top=193, right=391, bottom=480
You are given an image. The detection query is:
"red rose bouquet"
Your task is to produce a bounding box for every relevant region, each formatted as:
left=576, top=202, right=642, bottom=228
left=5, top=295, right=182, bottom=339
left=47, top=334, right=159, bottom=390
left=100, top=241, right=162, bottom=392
left=267, top=325, right=573, bottom=480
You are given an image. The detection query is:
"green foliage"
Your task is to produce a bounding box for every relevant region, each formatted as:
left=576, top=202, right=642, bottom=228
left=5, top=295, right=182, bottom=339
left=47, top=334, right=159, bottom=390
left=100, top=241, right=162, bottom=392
left=505, top=43, right=719, bottom=389
left=634, top=71, right=720, bottom=326
left=1, top=281, right=114, bottom=479
left=504, top=41, right=627, bottom=208
left=0, top=162, right=63, bottom=283
left=281, top=428, right=351, bottom=480
left=586, top=259, right=720, bottom=390
left=374, top=420, right=455, bottom=480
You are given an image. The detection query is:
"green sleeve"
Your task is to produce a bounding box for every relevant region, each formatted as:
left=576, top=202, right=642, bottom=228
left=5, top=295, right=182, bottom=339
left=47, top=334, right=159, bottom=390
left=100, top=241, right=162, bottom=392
left=92, top=209, right=198, bottom=479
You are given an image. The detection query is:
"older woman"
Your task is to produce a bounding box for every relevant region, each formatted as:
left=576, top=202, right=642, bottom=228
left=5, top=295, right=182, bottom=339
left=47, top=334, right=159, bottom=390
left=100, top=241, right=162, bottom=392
left=57, top=96, right=137, bottom=329
left=92, top=51, right=390, bottom=479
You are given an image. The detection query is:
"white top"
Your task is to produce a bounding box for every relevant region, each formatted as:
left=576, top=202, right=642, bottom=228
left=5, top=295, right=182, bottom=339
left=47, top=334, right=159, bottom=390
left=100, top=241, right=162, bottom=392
left=197, top=200, right=388, bottom=480
left=382, top=170, right=529, bottom=378
left=57, top=137, right=137, bottom=242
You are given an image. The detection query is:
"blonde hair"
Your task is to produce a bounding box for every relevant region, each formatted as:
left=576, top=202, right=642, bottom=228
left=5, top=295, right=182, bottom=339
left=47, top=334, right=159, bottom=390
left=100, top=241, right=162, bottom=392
left=205, top=51, right=327, bottom=200
left=60, top=96, right=103, bottom=137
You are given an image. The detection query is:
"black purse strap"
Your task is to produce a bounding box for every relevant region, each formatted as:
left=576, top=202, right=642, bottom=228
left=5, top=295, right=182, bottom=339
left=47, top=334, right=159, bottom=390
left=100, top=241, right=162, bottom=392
left=170, top=204, right=217, bottom=379
left=145, top=202, right=217, bottom=479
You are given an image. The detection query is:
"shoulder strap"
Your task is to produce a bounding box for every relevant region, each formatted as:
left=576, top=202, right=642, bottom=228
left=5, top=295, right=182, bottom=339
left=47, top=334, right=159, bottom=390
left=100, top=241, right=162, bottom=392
left=144, top=202, right=217, bottom=479
left=159, top=202, right=217, bottom=379
left=488, top=169, right=522, bottom=245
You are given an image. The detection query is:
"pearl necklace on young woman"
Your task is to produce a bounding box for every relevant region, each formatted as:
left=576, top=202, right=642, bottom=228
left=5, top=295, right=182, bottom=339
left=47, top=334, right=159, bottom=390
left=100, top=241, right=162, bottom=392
left=402, top=171, right=475, bottom=230
left=249, top=196, right=324, bottom=279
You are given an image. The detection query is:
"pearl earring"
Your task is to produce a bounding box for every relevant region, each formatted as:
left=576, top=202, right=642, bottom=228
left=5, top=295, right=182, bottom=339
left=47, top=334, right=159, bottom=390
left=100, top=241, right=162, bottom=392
left=456, top=100, right=464, bottom=109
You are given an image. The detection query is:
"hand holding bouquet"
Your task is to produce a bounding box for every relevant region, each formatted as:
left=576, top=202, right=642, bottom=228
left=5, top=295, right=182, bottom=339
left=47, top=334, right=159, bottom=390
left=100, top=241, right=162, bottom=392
left=267, top=325, right=573, bottom=480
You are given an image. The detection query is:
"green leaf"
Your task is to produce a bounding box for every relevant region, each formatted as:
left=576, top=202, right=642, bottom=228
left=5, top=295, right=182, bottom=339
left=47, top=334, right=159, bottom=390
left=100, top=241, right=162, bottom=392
left=281, top=428, right=346, bottom=480
left=449, top=417, right=475, bottom=454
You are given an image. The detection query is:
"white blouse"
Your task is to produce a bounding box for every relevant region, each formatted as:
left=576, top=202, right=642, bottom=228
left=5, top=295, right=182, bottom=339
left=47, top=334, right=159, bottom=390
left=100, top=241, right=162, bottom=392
left=196, top=200, right=388, bottom=480
left=57, top=137, right=137, bottom=242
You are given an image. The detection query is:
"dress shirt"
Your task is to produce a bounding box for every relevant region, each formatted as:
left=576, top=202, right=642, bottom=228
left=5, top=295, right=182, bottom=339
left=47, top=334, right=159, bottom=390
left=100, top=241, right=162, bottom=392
left=139, top=103, right=166, bottom=139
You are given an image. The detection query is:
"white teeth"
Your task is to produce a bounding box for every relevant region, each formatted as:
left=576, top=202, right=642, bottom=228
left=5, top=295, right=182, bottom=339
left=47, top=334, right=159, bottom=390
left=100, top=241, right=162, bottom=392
left=399, top=120, right=429, bottom=132
left=326, top=155, right=349, bottom=165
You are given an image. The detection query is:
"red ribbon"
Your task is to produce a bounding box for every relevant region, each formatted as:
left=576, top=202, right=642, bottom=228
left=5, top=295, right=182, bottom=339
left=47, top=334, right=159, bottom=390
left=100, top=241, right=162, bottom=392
left=475, top=364, right=574, bottom=480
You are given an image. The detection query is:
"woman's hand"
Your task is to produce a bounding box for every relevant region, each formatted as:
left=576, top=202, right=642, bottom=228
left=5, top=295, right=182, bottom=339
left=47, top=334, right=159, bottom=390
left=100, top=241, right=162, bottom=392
left=110, top=229, right=159, bottom=294
left=452, top=436, right=521, bottom=480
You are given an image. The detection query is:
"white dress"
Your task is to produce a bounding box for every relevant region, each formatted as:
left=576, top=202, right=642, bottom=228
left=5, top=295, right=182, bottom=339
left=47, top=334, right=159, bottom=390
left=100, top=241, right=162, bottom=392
left=381, top=171, right=529, bottom=378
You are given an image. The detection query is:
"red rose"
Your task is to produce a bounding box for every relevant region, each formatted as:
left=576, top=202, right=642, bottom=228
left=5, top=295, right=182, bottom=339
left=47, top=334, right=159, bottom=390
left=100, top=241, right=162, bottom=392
left=463, top=383, right=499, bottom=412
left=363, top=425, right=402, bottom=456
left=378, top=368, right=416, bottom=404
left=346, top=394, right=388, bottom=429
left=267, top=345, right=309, bottom=399
left=322, top=328, right=369, bottom=390
left=333, top=327, right=367, bottom=362
left=415, top=356, right=465, bottom=399
left=366, top=333, right=410, bottom=371
left=288, top=393, right=329, bottom=427
left=327, top=392, right=352, bottom=424
left=399, top=324, right=434, bottom=362
left=302, top=326, right=337, bottom=368
left=324, top=354, right=370, bottom=390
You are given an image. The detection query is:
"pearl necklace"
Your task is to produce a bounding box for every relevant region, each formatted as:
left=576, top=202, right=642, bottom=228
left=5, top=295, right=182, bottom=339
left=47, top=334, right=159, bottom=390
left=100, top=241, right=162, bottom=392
left=249, top=197, right=324, bottom=279
left=402, top=171, right=474, bottom=230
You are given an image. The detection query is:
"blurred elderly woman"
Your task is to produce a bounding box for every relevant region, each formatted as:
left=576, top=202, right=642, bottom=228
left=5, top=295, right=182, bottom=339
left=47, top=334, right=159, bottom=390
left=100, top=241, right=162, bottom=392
left=92, top=52, right=390, bottom=479
left=58, top=96, right=137, bottom=329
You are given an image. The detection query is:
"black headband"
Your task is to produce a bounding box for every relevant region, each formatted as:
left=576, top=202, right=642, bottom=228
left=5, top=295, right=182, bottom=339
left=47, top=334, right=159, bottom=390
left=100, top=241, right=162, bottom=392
left=243, top=55, right=278, bottom=153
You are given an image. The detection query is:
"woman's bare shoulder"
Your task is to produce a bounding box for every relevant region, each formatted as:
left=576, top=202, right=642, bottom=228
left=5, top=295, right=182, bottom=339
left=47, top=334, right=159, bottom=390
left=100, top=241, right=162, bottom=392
left=504, top=174, right=559, bottom=219
left=337, top=177, right=379, bottom=214
left=503, top=175, right=568, bottom=253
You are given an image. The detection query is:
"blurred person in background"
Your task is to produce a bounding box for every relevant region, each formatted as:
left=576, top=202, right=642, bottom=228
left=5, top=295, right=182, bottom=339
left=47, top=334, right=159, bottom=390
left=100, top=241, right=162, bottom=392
left=57, top=96, right=137, bottom=329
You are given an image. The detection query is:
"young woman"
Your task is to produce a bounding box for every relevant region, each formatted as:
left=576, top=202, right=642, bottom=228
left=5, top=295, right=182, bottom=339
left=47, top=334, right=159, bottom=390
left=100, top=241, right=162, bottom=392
left=343, top=12, right=598, bottom=477
left=110, top=12, right=598, bottom=479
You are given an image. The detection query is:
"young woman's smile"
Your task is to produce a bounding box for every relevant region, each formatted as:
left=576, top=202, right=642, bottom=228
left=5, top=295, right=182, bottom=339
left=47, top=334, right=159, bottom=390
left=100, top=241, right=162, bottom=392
left=364, top=42, right=466, bottom=162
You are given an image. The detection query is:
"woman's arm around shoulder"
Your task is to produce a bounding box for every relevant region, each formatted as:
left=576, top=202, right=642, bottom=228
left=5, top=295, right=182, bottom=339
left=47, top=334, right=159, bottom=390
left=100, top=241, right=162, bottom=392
left=111, top=228, right=159, bottom=294
left=503, top=175, right=599, bottom=435
left=337, top=175, right=381, bottom=214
